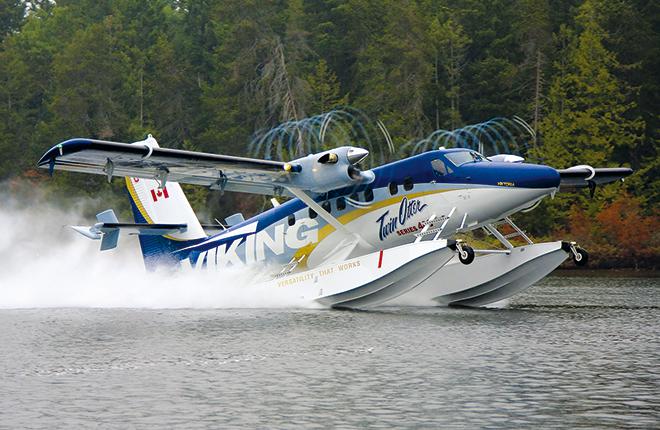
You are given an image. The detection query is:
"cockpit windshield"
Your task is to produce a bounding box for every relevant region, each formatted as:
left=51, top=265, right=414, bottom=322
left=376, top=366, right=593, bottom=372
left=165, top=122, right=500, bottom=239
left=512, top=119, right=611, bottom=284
left=445, top=150, right=488, bottom=167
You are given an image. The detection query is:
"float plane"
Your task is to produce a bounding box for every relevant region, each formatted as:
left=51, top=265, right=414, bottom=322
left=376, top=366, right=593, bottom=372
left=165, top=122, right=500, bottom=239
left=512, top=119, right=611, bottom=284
left=37, top=134, right=631, bottom=307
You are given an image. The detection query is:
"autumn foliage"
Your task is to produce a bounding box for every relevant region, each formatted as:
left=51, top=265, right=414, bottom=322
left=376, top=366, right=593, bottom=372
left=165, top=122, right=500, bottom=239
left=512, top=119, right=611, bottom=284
left=560, top=193, right=659, bottom=269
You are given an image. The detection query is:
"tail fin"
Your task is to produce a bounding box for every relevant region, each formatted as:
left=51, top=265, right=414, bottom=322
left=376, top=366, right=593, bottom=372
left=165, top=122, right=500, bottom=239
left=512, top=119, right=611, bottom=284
left=125, top=135, right=207, bottom=269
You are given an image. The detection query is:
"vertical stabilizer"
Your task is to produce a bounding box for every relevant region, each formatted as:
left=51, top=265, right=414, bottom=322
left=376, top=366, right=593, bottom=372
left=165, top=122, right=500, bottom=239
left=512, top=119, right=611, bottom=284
left=124, top=135, right=207, bottom=268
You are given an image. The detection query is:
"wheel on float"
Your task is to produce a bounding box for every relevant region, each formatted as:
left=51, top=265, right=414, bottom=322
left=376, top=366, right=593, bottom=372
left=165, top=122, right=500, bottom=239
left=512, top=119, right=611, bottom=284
left=573, top=248, right=589, bottom=266
left=458, top=245, right=475, bottom=265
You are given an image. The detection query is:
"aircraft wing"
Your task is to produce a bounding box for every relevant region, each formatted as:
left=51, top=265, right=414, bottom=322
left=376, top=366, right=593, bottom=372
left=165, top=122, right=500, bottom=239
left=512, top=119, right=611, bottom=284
left=37, top=137, right=374, bottom=196
left=557, top=166, right=633, bottom=188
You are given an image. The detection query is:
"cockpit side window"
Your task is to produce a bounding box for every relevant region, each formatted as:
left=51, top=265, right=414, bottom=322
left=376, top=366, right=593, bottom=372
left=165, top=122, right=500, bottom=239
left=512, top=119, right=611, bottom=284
left=431, top=159, right=449, bottom=176
left=471, top=152, right=486, bottom=162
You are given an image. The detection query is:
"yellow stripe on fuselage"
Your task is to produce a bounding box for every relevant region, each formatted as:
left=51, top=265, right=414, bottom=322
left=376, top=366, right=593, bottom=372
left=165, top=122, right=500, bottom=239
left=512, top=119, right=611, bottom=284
left=294, top=188, right=456, bottom=262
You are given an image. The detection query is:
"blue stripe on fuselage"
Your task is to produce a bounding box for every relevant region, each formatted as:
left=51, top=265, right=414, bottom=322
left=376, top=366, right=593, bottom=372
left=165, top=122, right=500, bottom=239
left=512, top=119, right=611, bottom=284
left=454, top=161, right=560, bottom=188
left=195, top=150, right=559, bottom=253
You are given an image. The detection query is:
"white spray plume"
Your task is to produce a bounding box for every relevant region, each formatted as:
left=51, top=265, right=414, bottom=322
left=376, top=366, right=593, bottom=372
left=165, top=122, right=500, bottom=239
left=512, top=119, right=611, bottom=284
left=0, top=190, right=318, bottom=309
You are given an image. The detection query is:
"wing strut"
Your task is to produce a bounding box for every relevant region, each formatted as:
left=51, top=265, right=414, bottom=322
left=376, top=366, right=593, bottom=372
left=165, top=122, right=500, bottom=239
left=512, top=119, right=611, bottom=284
left=286, top=187, right=372, bottom=248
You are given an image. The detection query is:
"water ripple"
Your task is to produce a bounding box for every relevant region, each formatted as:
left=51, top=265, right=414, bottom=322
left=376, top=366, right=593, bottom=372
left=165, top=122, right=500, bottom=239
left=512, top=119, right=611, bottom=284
left=1, top=277, right=659, bottom=429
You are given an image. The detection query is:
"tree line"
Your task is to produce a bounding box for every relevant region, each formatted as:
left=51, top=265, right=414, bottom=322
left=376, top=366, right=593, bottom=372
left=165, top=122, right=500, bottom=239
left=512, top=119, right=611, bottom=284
left=0, top=0, right=657, bottom=267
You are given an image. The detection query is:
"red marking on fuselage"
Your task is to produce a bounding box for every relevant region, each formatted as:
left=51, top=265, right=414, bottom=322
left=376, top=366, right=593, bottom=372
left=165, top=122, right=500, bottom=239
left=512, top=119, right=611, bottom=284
left=377, top=249, right=384, bottom=268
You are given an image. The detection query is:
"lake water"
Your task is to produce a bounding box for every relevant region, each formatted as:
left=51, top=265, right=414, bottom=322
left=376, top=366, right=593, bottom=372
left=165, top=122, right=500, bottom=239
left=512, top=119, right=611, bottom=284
left=1, top=276, right=658, bottom=429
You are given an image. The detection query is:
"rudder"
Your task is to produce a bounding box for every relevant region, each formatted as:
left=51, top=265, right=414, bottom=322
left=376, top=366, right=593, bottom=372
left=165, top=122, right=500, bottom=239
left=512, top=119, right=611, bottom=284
left=124, top=135, right=207, bottom=269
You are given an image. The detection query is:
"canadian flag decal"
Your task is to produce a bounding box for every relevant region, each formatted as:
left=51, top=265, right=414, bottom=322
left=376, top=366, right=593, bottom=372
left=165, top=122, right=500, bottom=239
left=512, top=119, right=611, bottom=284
left=151, top=187, right=169, bottom=202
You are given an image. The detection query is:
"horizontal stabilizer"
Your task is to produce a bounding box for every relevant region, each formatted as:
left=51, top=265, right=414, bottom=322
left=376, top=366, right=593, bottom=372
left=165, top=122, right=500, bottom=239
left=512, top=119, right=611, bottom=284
left=97, top=222, right=189, bottom=236
left=96, top=208, right=119, bottom=224
left=71, top=209, right=188, bottom=251
left=71, top=225, right=102, bottom=240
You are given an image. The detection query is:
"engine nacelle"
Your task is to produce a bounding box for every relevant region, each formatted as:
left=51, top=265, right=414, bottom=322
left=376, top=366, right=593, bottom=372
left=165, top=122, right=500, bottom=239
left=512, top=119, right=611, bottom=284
left=287, top=146, right=375, bottom=193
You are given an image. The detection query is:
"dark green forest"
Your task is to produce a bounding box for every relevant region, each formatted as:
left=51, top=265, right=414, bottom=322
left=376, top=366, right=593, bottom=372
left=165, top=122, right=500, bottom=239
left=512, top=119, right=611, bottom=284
left=0, top=0, right=657, bottom=267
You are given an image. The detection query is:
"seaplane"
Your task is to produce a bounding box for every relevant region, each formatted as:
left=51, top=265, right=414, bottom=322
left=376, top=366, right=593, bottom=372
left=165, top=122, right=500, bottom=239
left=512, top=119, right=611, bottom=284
left=37, top=131, right=631, bottom=308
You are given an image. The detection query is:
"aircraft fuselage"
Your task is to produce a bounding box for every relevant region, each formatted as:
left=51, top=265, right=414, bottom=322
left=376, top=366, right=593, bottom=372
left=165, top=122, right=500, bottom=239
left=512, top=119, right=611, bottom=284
left=185, top=149, right=560, bottom=270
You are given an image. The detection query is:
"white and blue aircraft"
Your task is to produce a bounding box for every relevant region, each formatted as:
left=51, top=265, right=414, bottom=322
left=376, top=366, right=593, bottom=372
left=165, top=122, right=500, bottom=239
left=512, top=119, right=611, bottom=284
left=38, top=134, right=631, bottom=307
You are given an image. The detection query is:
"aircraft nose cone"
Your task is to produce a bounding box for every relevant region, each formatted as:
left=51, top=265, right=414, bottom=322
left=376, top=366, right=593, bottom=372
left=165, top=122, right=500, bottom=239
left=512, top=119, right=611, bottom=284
left=514, top=164, right=561, bottom=189
left=461, top=162, right=560, bottom=189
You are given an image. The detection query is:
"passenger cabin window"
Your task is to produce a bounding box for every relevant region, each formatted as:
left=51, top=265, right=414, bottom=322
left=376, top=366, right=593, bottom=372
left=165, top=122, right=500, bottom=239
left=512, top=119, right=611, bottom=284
left=389, top=182, right=398, bottom=195
left=337, top=197, right=346, bottom=211
left=350, top=193, right=359, bottom=202
left=287, top=214, right=295, bottom=226
left=403, top=176, right=414, bottom=191
left=431, top=159, right=449, bottom=176
left=322, top=201, right=331, bottom=213
left=364, top=189, right=374, bottom=202
left=309, top=208, right=317, bottom=219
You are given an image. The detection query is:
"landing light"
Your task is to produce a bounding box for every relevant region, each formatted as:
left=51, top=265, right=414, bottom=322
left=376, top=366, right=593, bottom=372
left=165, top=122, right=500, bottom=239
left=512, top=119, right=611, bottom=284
left=283, top=163, right=302, bottom=173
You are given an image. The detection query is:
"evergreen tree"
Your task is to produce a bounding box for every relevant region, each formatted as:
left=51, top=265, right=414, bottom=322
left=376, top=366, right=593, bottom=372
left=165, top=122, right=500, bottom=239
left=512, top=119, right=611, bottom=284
left=199, top=0, right=282, bottom=155
left=429, top=15, right=471, bottom=130
left=48, top=19, right=132, bottom=140
left=0, top=0, right=23, bottom=40
left=144, top=34, right=198, bottom=147
left=353, top=0, right=432, bottom=144
left=306, top=59, right=347, bottom=115
left=512, top=0, right=552, bottom=132
left=524, top=0, right=645, bottom=235
left=590, top=0, right=659, bottom=208
left=453, top=0, right=524, bottom=122
left=539, top=1, right=643, bottom=168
